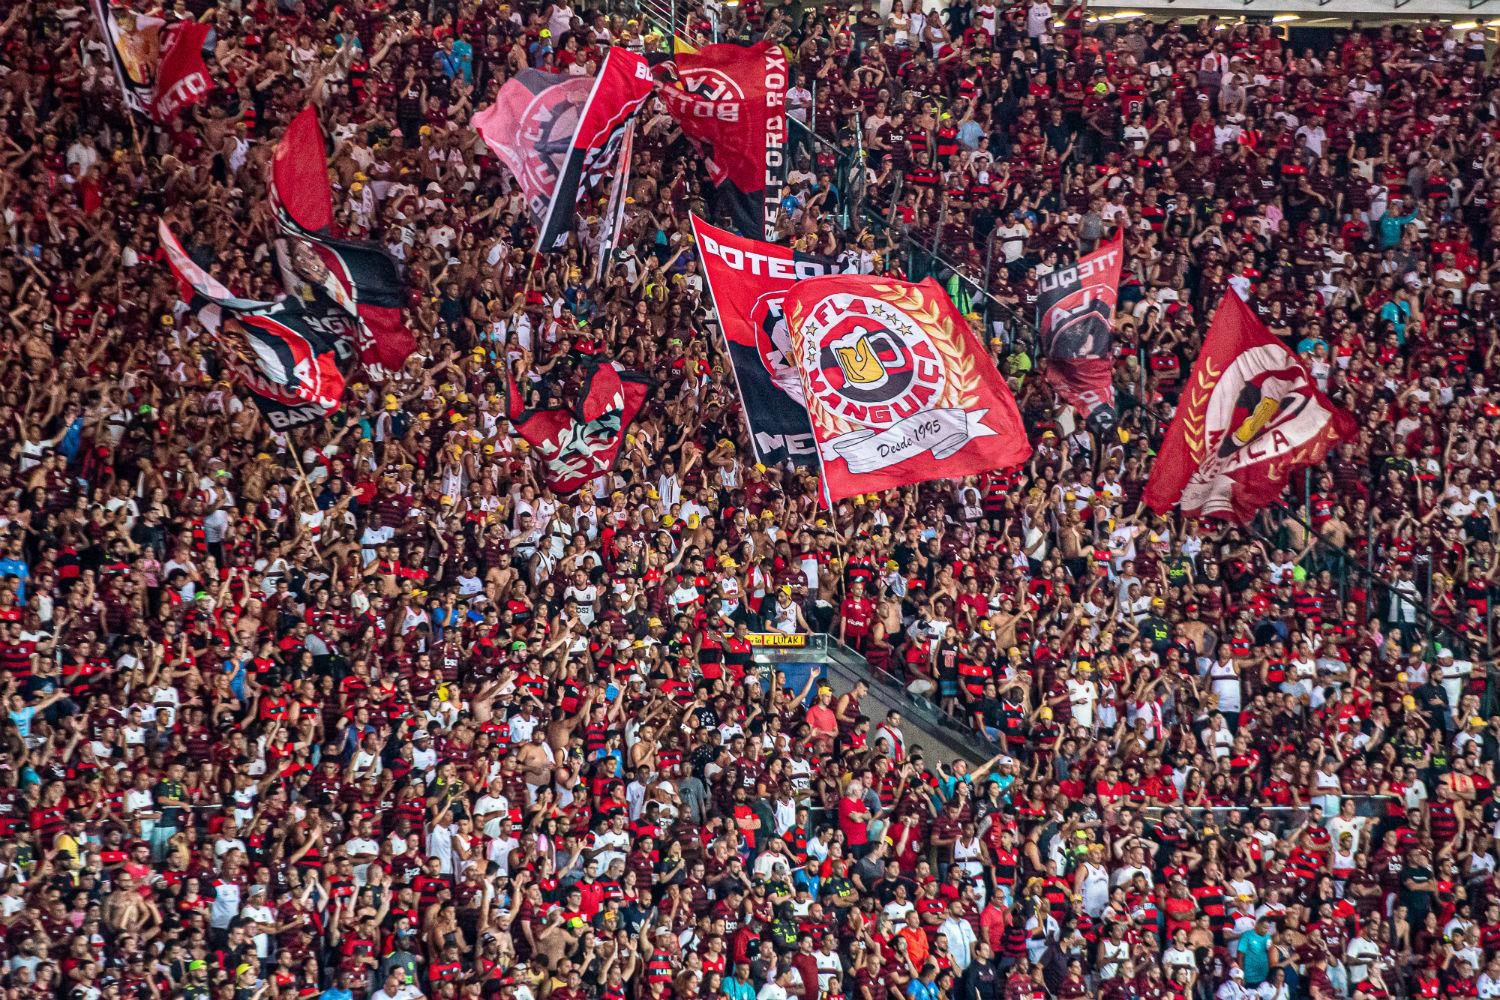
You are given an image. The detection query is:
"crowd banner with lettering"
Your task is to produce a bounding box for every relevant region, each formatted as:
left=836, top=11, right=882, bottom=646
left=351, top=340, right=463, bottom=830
left=692, top=214, right=851, bottom=471
left=782, top=275, right=1032, bottom=505
left=1037, top=234, right=1122, bottom=434
left=657, top=41, right=788, bottom=241
left=1144, top=291, right=1357, bottom=523
left=535, top=48, right=655, bottom=252
left=149, top=21, right=212, bottom=123
left=745, top=633, right=809, bottom=648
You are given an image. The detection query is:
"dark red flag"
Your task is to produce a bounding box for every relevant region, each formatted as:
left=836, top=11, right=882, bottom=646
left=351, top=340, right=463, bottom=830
left=150, top=21, right=212, bottom=123
left=1143, top=291, right=1357, bottom=523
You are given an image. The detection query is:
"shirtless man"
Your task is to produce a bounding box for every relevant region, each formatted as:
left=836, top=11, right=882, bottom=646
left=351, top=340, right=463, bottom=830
left=102, top=874, right=160, bottom=938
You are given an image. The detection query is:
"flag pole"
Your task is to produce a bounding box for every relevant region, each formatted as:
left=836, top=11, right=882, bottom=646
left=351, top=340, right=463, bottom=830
left=127, top=112, right=144, bottom=161
left=288, top=439, right=321, bottom=508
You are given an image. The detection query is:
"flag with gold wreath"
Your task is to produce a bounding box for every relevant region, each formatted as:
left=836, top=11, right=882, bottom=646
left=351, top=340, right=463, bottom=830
left=782, top=275, right=1032, bottom=504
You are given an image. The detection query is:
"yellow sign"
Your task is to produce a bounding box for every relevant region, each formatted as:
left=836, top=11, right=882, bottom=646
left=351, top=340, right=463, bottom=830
left=745, top=633, right=808, bottom=648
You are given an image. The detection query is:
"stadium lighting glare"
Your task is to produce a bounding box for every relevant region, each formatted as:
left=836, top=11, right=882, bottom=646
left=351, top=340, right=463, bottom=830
left=1271, top=14, right=1300, bottom=22
left=1452, top=20, right=1480, bottom=29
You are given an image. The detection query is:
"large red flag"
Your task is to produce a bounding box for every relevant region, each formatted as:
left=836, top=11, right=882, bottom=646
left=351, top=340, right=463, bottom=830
left=783, top=275, right=1031, bottom=505
left=1143, top=291, right=1357, bottom=523
left=150, top=21, right=212, bottom=123
left=656, top=40, right=788, bottom=241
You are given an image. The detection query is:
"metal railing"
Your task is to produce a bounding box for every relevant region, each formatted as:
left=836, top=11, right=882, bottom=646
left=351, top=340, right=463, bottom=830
left=634, top=0, right=685, bottom=37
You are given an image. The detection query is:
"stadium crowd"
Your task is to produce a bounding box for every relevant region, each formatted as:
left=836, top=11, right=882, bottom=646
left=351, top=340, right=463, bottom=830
left=2, top=1, right=1500, bottom=1000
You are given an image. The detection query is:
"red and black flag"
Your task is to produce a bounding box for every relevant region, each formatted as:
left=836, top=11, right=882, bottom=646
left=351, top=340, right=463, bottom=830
left=160, top=220, right=347, bottom=429
left=656, top=41, right=789, bottom=241
left=270, top=106, right=418, bottom=376
left=1037, top=234, right=1123, bottom=434
left=506, top=361, right=653, bottom=495
left=533, top=48, right=655, bottom=252
left=471, top=70, right=596, bottom=228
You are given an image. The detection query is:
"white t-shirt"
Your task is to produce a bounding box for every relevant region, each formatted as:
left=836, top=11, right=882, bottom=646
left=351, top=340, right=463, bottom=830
left=241, top=902, right=276, bottom=958
left=997, top=223, right=1028, bottom=261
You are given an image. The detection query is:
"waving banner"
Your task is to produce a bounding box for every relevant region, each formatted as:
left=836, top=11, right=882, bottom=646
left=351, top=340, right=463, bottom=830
left=229, top=307, right=351, bottom=429
left=159, top=221, right=347, bottom=427
left=88, top=1, right=211, bottom=123
left=658, top=41, right=788, bottom=241
left=471, top=70, right=596, bottom=226
left=1038, top=235, right=1122, bottom=434
left=507, top=361, right=654, bottom=494
left=271, top=106, right=418, bottom=375
left=150, top=21, right=212, bottom=122
left=783, top=276, right=1031, bottom=504
left=1144, top=291, right=1357, bottom=523
left=692, top=214, right=847, bottom=470
left=535, top=48, right=655, bottom=252
left=89, top=0, right=164, bottom=115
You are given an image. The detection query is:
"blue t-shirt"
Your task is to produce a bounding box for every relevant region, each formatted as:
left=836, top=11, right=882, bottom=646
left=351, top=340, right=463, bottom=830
left=8, top=706, right=37, bottom=740
left=907, top=979, right=939, bottom=1000
left=0, top=557, right=29, bottom=601
left=1237, top=929, right=1270, bottom=984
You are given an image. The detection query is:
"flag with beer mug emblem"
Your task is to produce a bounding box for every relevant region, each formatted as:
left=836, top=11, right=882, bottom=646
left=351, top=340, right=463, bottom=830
left=782, top=275, right=1031, bottom=504
left=1144, top=290, right=1357, bottom=523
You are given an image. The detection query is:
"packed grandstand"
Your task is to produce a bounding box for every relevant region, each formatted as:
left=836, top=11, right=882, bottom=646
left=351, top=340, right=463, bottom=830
left=0, top=2, right=1495, bottom=1000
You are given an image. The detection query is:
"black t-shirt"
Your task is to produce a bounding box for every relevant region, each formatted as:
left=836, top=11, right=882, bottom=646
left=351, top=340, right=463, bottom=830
left=1399, top=864, right=1435, bottom=918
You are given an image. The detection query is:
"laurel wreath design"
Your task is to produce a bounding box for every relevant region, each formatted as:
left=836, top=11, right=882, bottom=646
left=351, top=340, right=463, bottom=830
left=1182, top=357, right=1224, bottom=461
left=789, top=282, right=983, bottom=439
